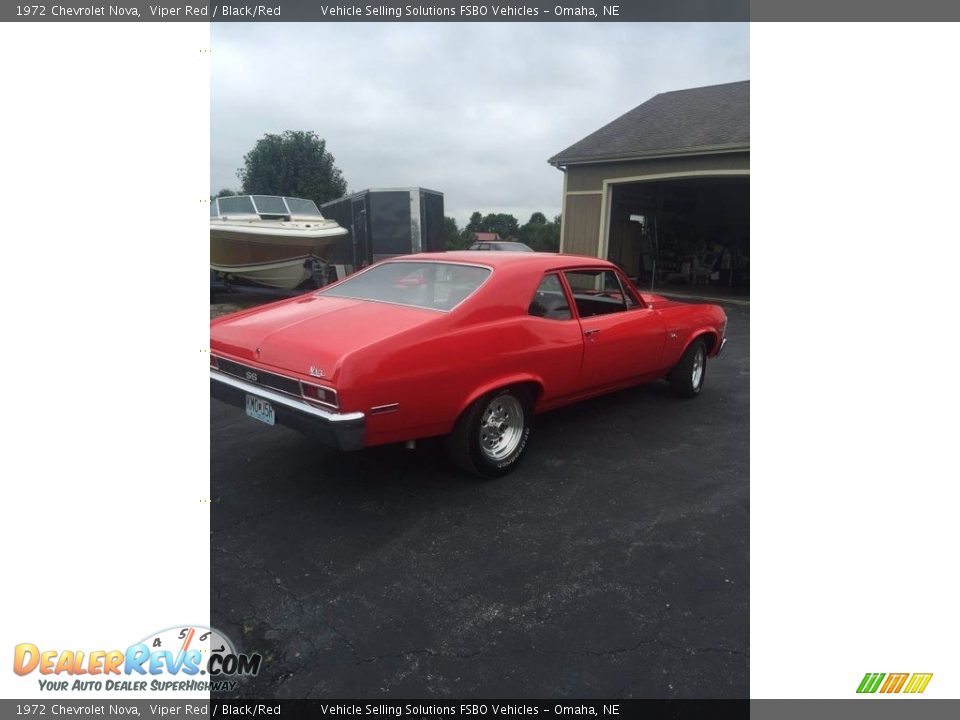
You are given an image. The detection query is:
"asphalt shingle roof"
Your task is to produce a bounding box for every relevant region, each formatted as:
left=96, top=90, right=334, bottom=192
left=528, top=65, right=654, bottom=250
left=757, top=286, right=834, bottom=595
left=548, top=80, right=749, bottom=166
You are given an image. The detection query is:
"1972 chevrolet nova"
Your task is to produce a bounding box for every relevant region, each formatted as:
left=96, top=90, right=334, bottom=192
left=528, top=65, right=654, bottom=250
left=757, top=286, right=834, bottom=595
left=210, top=252, right=727, bottom=477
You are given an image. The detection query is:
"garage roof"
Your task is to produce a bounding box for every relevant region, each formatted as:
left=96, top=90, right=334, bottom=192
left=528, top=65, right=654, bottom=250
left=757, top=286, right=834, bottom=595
left=548, top=80, right=749, bottom=166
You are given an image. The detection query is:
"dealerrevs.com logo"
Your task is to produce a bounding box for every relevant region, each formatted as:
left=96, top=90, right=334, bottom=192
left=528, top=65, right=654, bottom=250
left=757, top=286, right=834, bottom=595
left=857, top=673, right=933, bottom=694
left=13, top=625, right=261, bottom=693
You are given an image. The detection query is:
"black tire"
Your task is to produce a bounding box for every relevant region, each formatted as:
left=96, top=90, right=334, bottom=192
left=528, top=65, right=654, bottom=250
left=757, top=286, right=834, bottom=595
left=668, top=338, right=707, bottom=398
left=446, top=386, right=533, bottom=478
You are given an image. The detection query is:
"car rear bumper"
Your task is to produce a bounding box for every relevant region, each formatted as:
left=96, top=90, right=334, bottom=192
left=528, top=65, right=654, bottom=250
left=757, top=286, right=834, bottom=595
left=210, top=370, right=365, bottom=451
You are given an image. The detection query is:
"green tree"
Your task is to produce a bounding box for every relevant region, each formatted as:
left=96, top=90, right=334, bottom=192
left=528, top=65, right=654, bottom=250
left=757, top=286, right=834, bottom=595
left=480, top=213, right=520, bottom=239
left=519, top=211, right=561, bottom=252
left=211, top=188, right=240, bottom=200
left=238, top=130, right=347, bottom=206
left=466, top=211, right=484, bottom=233
left=444, top=216, right=471, bottom=250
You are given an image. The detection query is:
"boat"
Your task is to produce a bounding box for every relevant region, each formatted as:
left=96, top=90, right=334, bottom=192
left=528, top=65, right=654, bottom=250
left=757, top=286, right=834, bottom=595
left=210, top=195, right=349, bottom=289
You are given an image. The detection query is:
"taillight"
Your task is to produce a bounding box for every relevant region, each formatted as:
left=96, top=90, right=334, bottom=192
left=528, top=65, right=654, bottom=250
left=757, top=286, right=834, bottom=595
left=300, top=381, right=339, bottom=409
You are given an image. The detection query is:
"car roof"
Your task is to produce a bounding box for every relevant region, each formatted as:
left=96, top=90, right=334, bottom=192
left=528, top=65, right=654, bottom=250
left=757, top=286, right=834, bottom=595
left=400, top=251, right=614, bottom=271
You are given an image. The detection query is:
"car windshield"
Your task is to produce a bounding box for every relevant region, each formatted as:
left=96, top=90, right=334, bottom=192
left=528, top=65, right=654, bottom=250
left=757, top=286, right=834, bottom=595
left=321, top=262, right=491, bottom=312
left=497, top=242, right=534, bottom=252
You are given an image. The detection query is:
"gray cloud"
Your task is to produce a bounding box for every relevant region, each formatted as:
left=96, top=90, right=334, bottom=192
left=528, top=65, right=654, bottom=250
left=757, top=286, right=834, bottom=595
left=211, top=22, right=748, bottom=227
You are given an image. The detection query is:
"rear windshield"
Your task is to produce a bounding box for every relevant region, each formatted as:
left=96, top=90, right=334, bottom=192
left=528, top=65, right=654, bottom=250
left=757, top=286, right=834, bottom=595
left=321, top=262, right=491, bottom=312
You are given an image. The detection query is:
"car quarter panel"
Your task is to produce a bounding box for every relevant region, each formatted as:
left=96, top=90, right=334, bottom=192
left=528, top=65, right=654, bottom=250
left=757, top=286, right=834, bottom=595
left=342, top=311, right=586, bottom=448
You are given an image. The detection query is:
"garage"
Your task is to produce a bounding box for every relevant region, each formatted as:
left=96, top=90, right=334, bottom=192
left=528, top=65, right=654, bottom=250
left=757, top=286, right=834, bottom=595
left=549, top=81, right=749, bottom=293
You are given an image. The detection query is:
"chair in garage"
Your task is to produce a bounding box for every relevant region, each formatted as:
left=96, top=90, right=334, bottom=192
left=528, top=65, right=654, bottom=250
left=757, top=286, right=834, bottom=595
left=691, top=251, right=720, bottom=286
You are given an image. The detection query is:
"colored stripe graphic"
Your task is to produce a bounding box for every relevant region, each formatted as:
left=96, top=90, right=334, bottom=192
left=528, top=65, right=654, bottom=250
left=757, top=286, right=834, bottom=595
left=857, top=673, right=885, bottom=693
left=903, top=673, right=933, bottom=694
left=857, top=672, right=933, bottom=694
left=880, top=673, right=909, bottom=693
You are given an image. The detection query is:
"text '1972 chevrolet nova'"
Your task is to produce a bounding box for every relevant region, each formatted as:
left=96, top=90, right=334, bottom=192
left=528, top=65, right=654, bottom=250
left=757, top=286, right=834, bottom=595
left=210, top=252, right=727, bottom=477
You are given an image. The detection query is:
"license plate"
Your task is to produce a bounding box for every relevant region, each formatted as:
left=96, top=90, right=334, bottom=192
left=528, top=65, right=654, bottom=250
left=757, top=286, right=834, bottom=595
left=245, top=395, right=275, bottom=426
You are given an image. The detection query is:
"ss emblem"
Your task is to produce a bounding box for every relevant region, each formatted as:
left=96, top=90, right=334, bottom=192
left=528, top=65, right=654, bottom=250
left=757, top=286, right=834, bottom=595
left=245, top=371, right=258, bottom=382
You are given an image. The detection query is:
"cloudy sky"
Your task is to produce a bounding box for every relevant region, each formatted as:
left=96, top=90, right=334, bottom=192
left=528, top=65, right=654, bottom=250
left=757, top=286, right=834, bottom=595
left=211, top=23, right=748, bottom=227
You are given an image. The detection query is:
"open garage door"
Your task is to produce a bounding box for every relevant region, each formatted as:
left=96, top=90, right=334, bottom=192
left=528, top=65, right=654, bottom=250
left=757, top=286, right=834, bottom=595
left=605, top=176, right=749, bottom=293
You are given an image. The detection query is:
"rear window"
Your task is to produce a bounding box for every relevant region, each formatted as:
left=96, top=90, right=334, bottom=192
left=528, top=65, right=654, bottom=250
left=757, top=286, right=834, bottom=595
left=321, top=262, right=491, bottom=312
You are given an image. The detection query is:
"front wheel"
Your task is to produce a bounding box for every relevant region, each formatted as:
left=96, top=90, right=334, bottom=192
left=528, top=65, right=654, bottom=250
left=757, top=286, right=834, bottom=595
left=668, top=339, right=707, bottom=398
left=446, top=387, right=533, bottom=478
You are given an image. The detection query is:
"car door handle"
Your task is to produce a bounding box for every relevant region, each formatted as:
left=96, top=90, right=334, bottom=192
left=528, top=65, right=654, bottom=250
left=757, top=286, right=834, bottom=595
left=584, top=328, right=601, bottom=338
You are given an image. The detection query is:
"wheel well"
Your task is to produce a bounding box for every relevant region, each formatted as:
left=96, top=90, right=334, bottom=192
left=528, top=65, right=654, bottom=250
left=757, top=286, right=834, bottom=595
left=457, top=379, right=545, bottom=423
left=513, top=381, right=544, bottom=404
left=694, top=331, right=718, bottom=354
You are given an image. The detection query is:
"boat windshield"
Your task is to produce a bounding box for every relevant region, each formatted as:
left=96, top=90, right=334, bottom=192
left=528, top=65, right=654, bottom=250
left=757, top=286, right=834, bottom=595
left=216, top=195, right=257, bottom=216
left=283, top=197, right=322, bottom=216
left=212, top=195, right=324, bottom=219
left=251, top=195, right=288, bottom=215
left=321, top=262, right=491, bottom=312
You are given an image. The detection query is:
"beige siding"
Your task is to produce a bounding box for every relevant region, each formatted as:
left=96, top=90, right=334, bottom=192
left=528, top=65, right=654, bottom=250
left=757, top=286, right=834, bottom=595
left=565, top=152, right=750, bottom=192
left=561, top=194, right=602, bottom=257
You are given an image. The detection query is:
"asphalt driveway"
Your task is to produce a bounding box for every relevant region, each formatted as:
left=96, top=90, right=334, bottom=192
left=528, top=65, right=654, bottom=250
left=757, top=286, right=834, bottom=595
left=210, top=303, right=749, bottom=699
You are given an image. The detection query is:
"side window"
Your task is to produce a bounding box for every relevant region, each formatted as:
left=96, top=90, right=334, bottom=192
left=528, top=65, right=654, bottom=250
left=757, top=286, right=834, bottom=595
left=620, top=275, right=640, bottom=309
left=528, top=274, right=572, bottom=320
left=564, top=269, right=629, bottom=317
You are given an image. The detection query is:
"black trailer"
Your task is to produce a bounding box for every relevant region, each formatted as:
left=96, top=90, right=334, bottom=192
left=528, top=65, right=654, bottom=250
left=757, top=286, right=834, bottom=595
left=320, top=188, right=445, bottom=272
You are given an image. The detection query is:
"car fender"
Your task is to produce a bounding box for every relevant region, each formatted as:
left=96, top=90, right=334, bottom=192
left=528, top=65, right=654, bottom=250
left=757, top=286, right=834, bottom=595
left=682, top=327, right=721, bottom=358
left=456, top=373, right=546, bottom=419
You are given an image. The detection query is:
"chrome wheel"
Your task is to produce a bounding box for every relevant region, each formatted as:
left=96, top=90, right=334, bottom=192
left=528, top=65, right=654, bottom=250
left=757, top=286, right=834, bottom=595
left=478, top=395, right=525, bottom=462
left=691, top=346, right=704, bottom=389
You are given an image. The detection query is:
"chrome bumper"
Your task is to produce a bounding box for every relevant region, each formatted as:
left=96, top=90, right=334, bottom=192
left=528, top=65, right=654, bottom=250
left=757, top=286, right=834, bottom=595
left=715, top=337, right=728, bottom=357
left=210, top=370, right=365, bottom=451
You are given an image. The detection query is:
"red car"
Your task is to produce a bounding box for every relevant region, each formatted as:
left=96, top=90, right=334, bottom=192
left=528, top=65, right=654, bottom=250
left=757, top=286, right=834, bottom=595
left=210, top=252, right=727, bottom=477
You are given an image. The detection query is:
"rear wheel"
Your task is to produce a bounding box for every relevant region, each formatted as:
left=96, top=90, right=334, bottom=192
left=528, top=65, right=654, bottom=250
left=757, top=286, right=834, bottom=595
left=669, top=339, right=707, bottom=398
left=446, top=387, right=533, bottom=478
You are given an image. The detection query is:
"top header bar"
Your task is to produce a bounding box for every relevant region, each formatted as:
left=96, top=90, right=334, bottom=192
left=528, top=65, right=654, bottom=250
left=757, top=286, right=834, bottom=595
left=4, top=1, right=748, bottom=22
left=4, top=0, right=960, bottom=22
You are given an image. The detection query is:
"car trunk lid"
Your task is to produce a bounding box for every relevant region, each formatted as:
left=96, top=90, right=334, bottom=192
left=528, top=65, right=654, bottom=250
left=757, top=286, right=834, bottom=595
left=211, top=295, right=440, bottom=383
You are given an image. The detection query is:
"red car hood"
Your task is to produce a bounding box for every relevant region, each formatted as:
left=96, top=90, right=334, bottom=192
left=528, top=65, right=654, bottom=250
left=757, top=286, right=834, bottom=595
left=211, top=295, right=439, bottom=382
left=639, top=292, right=682, bottom=309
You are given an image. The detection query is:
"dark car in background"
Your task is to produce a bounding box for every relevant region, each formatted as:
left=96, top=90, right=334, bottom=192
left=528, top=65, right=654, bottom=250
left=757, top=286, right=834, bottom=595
left=469, top=241, right=534, bottom=252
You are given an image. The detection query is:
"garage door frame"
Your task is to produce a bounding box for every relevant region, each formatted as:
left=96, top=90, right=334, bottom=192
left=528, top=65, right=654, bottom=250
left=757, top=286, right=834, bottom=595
left=597, top=169, right=750, bottom=261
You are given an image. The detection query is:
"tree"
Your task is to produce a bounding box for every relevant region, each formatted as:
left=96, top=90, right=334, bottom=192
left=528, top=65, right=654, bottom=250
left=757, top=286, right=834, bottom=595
left=211, top=188, right=240, bottom=200
left=444, top=216, right=471, bottom=250
left=479, top=213, right=520, bottom=239
left=519, top=211, right=561, bottom=252
left=237, top=131, right=347, bottom=206
left=466, top=212, right=484, bottom=233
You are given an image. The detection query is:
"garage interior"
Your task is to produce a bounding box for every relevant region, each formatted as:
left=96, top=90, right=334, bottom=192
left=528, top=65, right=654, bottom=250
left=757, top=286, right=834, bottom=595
left=606, top=176, right=749, bottom=293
